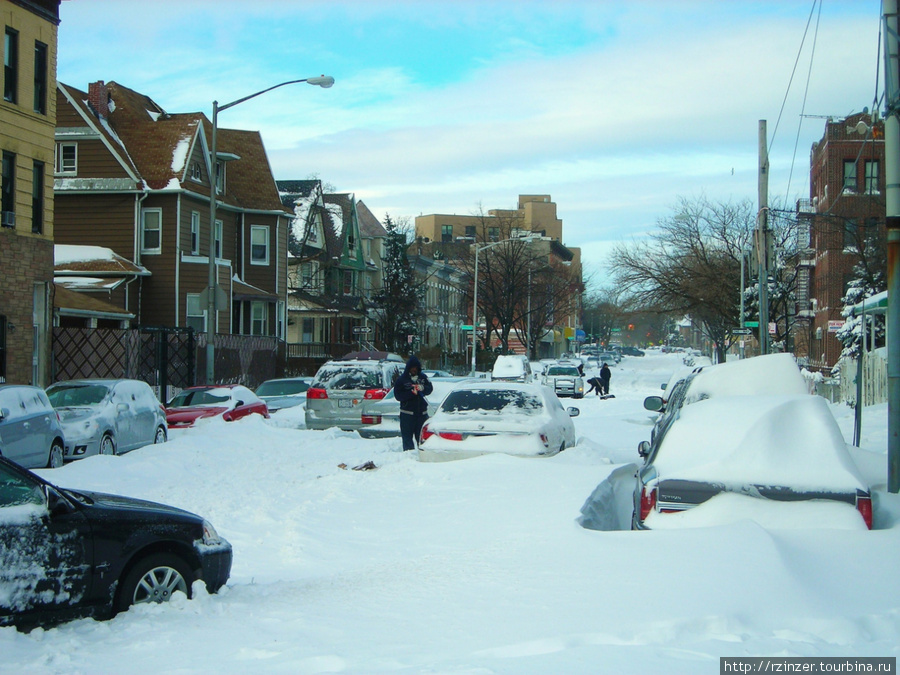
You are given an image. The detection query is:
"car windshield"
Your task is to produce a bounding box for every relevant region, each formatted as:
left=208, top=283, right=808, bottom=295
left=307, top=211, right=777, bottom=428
left=314, top=366, right=381, bottom=390
left=547, top=367, right=579, bottom=376
left=46, top=383, right=111, bottom=407
left=168, top=389, right=231, bottom=407
left=440, top=389, right=543, bottom=414
left=257, top=380, right=309, bottom=397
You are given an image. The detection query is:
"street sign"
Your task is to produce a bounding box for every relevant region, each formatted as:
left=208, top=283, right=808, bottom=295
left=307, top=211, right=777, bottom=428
left=460, top=325, right=474, bottom=331
left=828, top=320, right=844, bottom=333
left=352, top=326, right=371, bottom=334
left=744, top=321, right=759, bottom=328
left=732, top=328, right=752, bottom=335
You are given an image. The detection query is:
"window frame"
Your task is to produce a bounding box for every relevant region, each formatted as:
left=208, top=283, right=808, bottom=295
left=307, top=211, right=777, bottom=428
left=214, top=219, right=223, bottom=259
left=185, top=293, right=207, bottom=332
left=1, top=151, right=15, bottom=228
left=190, top=211, right=200, bottom=255
left=864, top=160, right=880, bottom=195
left=843, top=160, right=857, bottom=192
left=55, top=142, right=77, bottom=175
left=140, top=208, right=162, bottom=255
left=4, top=27, right=18, bottom=104
left=32, top=40, right=47, bottom=115
left=31, top=160, right=43, bottom=234
left=250, top=225, right=269, bottom=265
left=441, top=224, right=453, bottom=242
left=250, top=301, right=267, bottom=336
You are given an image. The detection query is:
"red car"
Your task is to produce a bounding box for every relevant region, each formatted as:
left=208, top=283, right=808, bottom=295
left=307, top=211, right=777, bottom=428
left=165, top=385, right=269, bottom=429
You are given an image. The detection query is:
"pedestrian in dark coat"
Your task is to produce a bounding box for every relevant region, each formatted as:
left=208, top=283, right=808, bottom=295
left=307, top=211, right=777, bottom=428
left=393, top=355, right=434, bottom=451
left=586, top=376, right=603, bottom=396
left=599, top=363, right=612, bottom=396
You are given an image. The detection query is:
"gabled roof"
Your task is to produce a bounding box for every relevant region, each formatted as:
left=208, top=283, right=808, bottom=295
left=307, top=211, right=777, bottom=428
left=277, top=180, right=320, bottom=202
left=356, top=201, right=389, bottom=238
left=218, top=129, right=289, bottom=213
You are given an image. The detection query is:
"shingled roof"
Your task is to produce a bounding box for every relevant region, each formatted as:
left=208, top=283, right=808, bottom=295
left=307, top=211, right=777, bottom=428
left=356, top=201, right=389, bottom=238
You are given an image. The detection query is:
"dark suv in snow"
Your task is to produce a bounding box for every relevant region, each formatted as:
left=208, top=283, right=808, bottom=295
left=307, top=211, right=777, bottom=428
left=0, top=455, right=232, bottom=629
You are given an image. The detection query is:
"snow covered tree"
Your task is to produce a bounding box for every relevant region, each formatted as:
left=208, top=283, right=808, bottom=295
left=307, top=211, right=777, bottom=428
left=836, top=219, right=886, bottom=359
left=370, top=215, right=423, bottom=352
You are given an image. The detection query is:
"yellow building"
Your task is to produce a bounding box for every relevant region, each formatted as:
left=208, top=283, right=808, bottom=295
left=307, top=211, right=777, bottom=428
left=415, top=194, right=564, bottom=243
left=0, top=0, right=60, bottom=384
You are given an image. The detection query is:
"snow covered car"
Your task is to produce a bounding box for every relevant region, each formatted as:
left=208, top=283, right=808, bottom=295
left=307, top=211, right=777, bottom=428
left=417, top=382, right=579, bottom=462
left=541, top=364, right=585, bottom=398
left=165, top=384, right=269, bottom=429
left=490, top=354, right=535, bottom=383
left=255, top=377, right=312, bottom=413
left=45, top=379, right=168, bottom=459
left=0, top=455, right=232, bottom=629
left=0, top=385, right=66, bottom=469
left=632, top=356, right=872, bottom=530
left=305, top=357, right=403, bottom=432
left=358, top=378, right=472, bottom=438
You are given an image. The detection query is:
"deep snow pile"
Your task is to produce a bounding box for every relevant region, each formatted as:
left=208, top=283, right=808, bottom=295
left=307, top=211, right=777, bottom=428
left=1, top=351, right=897, bottom=675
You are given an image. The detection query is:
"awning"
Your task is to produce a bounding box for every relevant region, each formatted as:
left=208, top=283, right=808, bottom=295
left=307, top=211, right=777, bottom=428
left=231, top=277, right=278, bottom=302
left=850, top=291, right=888, bottom=316
left=53, top=284, right=134, bottom=320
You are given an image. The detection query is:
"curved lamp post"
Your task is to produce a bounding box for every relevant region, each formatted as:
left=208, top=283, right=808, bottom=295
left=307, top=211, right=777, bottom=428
left=206, top=76, right=334, bottom=384
left=469, top=234, right=539, bottom=376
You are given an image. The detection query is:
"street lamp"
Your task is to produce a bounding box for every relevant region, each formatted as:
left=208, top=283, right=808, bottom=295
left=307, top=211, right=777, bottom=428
left=205, top=75, right=334, bottom=384
left=469, top=234, right=539, bottom=375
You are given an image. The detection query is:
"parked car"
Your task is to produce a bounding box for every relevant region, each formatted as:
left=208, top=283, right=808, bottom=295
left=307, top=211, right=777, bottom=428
left=255, top=377, right=312, bottom=413
left=46, top=379, right=168, bottom=460
left=0, top=385, right=66, bottom=469
left=418, top=381, right=579, bottom=462
left=620, top=346, right=645, bottom=357
left=541, top=364, right=585, bottom=398
left=491, top=354, right=534, bottom=383
left=165, top=384, right=269, bottom=429
left=358, top=378, right=472, bottom=438
left=0, top=455, right=232, bottom=629
left=632, top=354, right=872, bottom=530
left=305, top=357, right=404, bottom=431
left=422, top=369, right=454, bottom=378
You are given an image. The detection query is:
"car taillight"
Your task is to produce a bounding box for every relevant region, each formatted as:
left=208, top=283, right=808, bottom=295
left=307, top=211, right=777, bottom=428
left=639, top=485, right=657, bottom=522
left=438, top=431, right=464, bottom=441
left=857, top=495, right=873, bottom=529
left=364, top=388, right=388, bottom=400
left=307, top=387, right=328, bottom=400
left=539, top=433, right=550, bottom=447
left=420, top=424, right=433, bottom=442
left=361, top=414, right=382, bottom=425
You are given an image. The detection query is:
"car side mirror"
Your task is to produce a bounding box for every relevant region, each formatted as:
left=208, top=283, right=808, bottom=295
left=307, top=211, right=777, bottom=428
left=0, top=407, right=7, bottom=421
left=638, top=440, right=651, bottom=458
left=567, top=407, right=580, bottom=417
left=236, top=400, right=244, bottom=407
left=45, top=486, right=71, bottom=516
left=643, top=396, right=664, bottom=412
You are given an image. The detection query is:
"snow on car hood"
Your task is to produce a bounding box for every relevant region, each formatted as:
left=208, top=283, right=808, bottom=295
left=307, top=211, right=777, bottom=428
left=684, top=352, right=808, bottom=404
left=652, top=394, right=867, bottom=493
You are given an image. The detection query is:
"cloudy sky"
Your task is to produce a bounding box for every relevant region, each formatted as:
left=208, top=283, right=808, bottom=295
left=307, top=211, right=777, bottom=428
left=57, top=0, right=884, bottom=288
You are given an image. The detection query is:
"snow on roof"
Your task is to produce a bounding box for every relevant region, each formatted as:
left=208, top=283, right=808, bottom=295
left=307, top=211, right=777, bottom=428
left=55, top=245, right=119, bottom=264
left=326, top=203, right=344, bottom=240
left=171, top=137, right=191, bottom=173
left=290, top=193, right=317, bottom=243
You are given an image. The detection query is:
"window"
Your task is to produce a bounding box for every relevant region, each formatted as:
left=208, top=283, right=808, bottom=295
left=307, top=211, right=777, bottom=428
left=141, top=208, right=162, bottom=254
left=343, top=270, right=354, bottom=295
left=250, top=225, right=269, bottom=265
left=865, top=161, right=879, bottom=195
left=4, top=28, right=17, bottom=104
left=302, top=317, right=314, bottom=342
left=31, top=161, right=43, bottom=234
left=189, top=161, right=202, bottom=182
left=215, top=219, right=223, bottom=258
left=465, top=225, right=476, bottom=238
left=843, top=219, right=858, bottom=250
left=185, top=293, right=206, bottom=332
left=488, top=227, right=500, bottom=241
left=190, top=211, right=200, bottom=255
left=215, top=161, right=225, bottom=194
left=251, top=302, right=267, bottom=335
left=1, top=151, right=14, bottom=228
left=33, top=41, right=47, bottom=114
left=843, top=160, right=857, bottom=192
left=55, top=142, right=76, bottom=174
left=441, top=224, right=453, bottom=242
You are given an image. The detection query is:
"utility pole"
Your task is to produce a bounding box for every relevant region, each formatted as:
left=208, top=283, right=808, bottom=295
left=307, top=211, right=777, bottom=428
left=758, top=120, right=770, bottom=355
left=884, top=0, right=899, bottom=492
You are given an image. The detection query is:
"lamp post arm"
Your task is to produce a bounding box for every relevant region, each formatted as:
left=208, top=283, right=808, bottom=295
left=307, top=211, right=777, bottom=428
left=218, top=76, right=334, bottom=113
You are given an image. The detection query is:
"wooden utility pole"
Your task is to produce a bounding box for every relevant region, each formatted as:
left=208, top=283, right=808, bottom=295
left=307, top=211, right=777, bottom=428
left=884, top=0, right=899, bottom=492
left=758, top=120, right=770, bottom=355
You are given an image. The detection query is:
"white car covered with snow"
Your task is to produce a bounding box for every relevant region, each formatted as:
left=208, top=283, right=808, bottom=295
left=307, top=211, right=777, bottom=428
left=417, top=381, right=579, bottom=462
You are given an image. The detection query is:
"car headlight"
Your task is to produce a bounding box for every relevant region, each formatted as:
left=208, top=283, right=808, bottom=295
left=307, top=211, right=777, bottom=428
left=202, top=519, right=222, bottom=545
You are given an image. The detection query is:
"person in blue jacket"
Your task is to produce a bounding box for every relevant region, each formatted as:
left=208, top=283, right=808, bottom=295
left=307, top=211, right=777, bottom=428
left=393, top=355, right=434, bottom=451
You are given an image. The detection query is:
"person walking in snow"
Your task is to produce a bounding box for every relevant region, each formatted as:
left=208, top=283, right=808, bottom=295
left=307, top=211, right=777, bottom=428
left=394, top=355, right=433, bottom=451
left=599, top=362, right=611, bottom=396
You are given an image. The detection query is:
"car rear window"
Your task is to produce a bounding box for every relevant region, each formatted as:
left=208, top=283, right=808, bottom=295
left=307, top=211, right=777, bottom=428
left=313, top=366, right=382, bottom=390
left=257, top=380, right=309, bottom=396
left=547, top=367, right=579, bottom=376
left=440, top=389, right=543, bottom=414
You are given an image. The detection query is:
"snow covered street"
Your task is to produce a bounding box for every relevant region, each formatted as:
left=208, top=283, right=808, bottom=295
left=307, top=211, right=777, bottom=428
left=2, top=351, right=898, bottom=674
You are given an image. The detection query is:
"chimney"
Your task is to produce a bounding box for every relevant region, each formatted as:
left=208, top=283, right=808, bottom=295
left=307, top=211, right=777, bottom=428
left=88, top=81, right=109, bottom=118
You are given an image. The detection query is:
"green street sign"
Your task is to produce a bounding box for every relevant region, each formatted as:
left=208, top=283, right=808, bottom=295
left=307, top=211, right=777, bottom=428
left=744, top=321, right=759, bottom=328
left=611, top=328, right=622, bottom=333
left=460, top=325, right=474, bottom=331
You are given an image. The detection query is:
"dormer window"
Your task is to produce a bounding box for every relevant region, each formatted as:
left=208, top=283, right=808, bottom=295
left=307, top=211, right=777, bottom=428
left=189, top=161, right=202, bottom=182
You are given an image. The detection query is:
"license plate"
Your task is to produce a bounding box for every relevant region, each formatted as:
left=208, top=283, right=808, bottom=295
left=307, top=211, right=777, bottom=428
left=338, top=399, right=353, bottom=408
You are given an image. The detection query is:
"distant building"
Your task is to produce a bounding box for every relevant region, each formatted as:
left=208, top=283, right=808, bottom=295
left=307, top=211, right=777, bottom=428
left=0, top=0, right=61, bottom=384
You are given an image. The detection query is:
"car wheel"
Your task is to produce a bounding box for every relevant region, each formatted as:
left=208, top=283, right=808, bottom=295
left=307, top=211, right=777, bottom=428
left=99, top=433, right=117, bottom=456
left=154, top=426, right=167, bottom=444
left=47, top=440, right=64, bottom=468
left=116, top=553, right=193, bottom=612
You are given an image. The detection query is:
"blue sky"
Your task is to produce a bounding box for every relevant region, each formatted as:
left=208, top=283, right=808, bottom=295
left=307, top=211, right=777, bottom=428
left=57, top=0, right=884, bottom=288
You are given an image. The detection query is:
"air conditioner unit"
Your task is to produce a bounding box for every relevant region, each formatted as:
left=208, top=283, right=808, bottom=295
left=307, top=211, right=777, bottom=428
left=810, top=298, right=818, bottom=311
left=0, top=211, right=15, bottom=228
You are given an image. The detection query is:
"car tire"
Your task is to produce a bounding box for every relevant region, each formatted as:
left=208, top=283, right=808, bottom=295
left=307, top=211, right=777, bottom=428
left=47, top=440, right=64, bottom=468
left=154, top=426, right=167, bottom=444
left=116, top=552, right=193, bottom=612
left=99, top=433, right=117, bottom=456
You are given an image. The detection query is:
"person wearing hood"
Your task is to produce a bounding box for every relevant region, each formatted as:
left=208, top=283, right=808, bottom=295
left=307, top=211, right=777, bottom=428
left=394, top=355, right=434, bottom=451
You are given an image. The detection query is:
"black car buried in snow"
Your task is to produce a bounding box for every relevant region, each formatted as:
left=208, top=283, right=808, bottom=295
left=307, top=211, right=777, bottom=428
left=0, top=455, right=231, bottom=629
